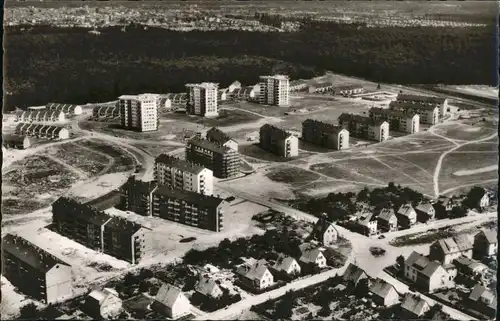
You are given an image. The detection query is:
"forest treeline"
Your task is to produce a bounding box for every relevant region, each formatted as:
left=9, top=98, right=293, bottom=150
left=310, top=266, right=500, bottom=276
left=3, top=21, right=496, bottom=111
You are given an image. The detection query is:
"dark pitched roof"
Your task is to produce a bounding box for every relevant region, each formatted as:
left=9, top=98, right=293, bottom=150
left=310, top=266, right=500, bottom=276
left=378, top=208, right=396, bottom=222
left=338, top=113, right=386, bottom=126
left=390, top=101, right=438, bottom=112
left=476, top=229, right=497, bottom=244
left=2, top=133, right=28, bottom=145
left=2, top=234, right=69, bottom=273
left=397, top=94, right=446, bottom=104
left=302, top=119, right=344, bottom=134
left=206, top=127, right=234, bottom=145
left=369, top=278, right=398, bottom=299
left=434, top=235, right=473, bottom=254
left=155, top=154, right=205, bottom=175
left=405, top=251, right=443, bottom=277
left=369, top=107, right=417, bottom=118
left=153, top=185, right=225, bottom=208
left=52, top=197, right=112, bottom=227
left=260, top=124, right=293, bottom=140
left=342, top=264, right=368, bottom=283
left=401, top=293, right=429, bottom=316
left=415, top=203, right=434, bottom=214
left=122, top=176, right=158, bottom=194
left=312, top=216, right=337, bottom=238
left=104, top=216, right=145, bottom=235
left=187, top=136, right=235, bottom=155
left=469, top=284, right=496, bottom=309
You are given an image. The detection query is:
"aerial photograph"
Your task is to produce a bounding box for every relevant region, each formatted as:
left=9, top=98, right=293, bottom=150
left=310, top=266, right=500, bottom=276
left=1, top=0, right=498, bottom=320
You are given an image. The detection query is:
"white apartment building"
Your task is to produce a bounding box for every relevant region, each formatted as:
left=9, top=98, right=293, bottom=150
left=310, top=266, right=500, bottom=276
left=259, top=75, right=290, bottom=107
left=154, top=154, right=214, bottom=196
left=186, top=82, right=219, bottom=117
left=119, top=94, right=160, bottom=132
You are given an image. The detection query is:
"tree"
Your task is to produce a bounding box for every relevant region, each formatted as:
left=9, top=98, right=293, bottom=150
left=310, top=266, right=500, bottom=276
left=19, top=302, right=39, bottom=320
left=449, top=205, right=467, bottom=218
left=396, top=255, right=405, bottom=269
left=377, top=83, right=381, bottom=90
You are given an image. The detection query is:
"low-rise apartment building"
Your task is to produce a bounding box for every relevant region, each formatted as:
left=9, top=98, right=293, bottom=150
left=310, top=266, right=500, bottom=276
left=389, top=101, right=439, bottom=125
left=369, top=107, right=419, bottom=134
left=185, top=137, right=240, bottom=179
left=2, top=234, right=73, bottom=304
left=151, top=185, right=226, bottom=232
left=259, top=124, right=299, bottom=158
left=302, top=119, right=349, bottom=150
left=259, top=75, right=289, bottom=107
left=338, top=113, right=389, bottom=142
left=396, top=93, right=448, bottom=117
left=186, top=82, right=219, bottom=117
left=206, top=127, right=239, bottom=152
left=119, top=176, right=158, bottom=216
left=119, top=94, right=160, bottom=132
left=155, top=154, right=214, bottom=196
left=52, top=197, right=153, bottom=264
left=404, top=251, right=455, bottom=293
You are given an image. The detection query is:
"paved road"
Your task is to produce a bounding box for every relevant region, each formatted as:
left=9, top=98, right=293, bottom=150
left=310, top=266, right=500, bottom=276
left=213, top=185, right=480, bottom=321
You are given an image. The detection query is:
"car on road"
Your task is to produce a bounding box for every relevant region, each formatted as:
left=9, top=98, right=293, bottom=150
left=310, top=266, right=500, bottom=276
left=378, top=235, right=385, bottom=239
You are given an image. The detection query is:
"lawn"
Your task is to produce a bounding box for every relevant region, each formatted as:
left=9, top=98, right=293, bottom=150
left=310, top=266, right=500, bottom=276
left=266, top=165, right=320, bottom=187
left=230, top=101, right=295, bottom=118
left=373, top=132, right=454, bottom=152
left=432, top=123, right=497, bottom=141
left=2, top=155, right=78, bottom=215
left=309, top=162, right=380, bottom=185
left=166, top=108, right=261, bottom=127
left=238, top=143, right=297, bottom=162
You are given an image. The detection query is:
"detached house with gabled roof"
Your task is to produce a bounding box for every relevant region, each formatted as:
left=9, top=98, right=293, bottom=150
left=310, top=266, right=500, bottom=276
left=2, top=234, right=73, bottom=304
left=272, top=255, right=301, bottom=277
left=311, top=215, right=338, bottom=246
left=404, top=251, right=455, bottom=293
left=195, top=275, right=223, bottom=299
left=342, top=264, right=369, bottom=287
left=473, top=229, right=498, bottom=259
left=236, top=259, right=274, bottom=291
left=206, top=127, right=238, bottom=152
left=415, top=202, right=435, bottom=223
left=396, top=203, right=417, bottom=229
left=377, top=208, right=398, bottom=232
left=259, top=124, right=299, bottom=158
left=369, top=278, right=400, bottom=307
left=83, top=288, right=123, bottom=319
left=468, top=284, right=497, bottom=318
left=400, top=293, right=430, bottom=319
left=299, top=247, right=327, bottom=269
left=151, top=283, right=191, bottom=319
left=429, top=235, right=473, bottom=265
left=357, top=213, right=378, bottom=236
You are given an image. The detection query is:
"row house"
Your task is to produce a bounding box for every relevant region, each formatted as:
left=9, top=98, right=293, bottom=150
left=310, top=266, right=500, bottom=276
left=415, top=202, right=435, bottom=223
left=396, top=93, right=448, bottom=117
left=155, top=154, right=214, bottom=196
left=186, top=82, right=219, bottom=117
left=377, top=208, right=398, bottom=232
left=228, top=80, right=242, bottom=93
left=289, top=79, right=308, bottom=92
left=338, top=113, right=389, bottom=142
left=163, top=93, right=188, bottom=109
left=389, top=101, right=439, bottom=125
left=119, top=94, right=160, bottom=132
left=230, top=85, right=258, bottom=101
left=152, top=185, right=226, bottom=232
left=92, top=105, right=119, bottom=120
left=151, top=283, right=191, bottom=319
left=16, top=123, right=70, bottom=140
left=429, top=235, right=473, bottom=264
left=2, top=134, right=31, bottom=150
left=369, top=278, right=400, bottom=307
left=331, top=84, right=364, bottom=97
left=404, top=251, right=455, bottom=293
left=52, top=197, right=153, bottom=264
left=236, top=259, right=274, bottom=291
left=2, top=234, right=73, bottom=304
left=185, top=136, right=240, bottom=179
left=259, top=75, right=289, bottom=107
left=473, top=229, right=497, bottom=259
left=307, top=82, right=334, bottom=94
left=206, top=127, right=239, bottom=152
left=301, top=119, right=349, bottom=150
left=311, top=215, right=339, bottom=246
left=16, top=110, right=66, bottom=123
left=218, top=88, right=229, bottom=102
left=368, top=107, right=420, bottom=134
left=46, top=102, right=83, bottom=115
left=396, top=203, right=417, bottom=229
left=259, top=124, right=299, bottom=158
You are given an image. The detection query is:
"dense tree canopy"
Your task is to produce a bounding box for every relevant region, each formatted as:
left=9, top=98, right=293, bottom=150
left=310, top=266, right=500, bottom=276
left=4, top=21, right=496, bottom=111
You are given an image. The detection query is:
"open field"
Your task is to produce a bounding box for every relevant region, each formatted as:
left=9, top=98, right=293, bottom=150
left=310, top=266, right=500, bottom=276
left=130, top=143, right=182, bottom=158
left=77, top=139, right=136, bottom=173
left=2, top=155, right=78, bottom=216
left=166, top=108, right=262, bottom=127
left=266, top=165, right=321, bottom=188
left=432, top=122, right=498, bottom=141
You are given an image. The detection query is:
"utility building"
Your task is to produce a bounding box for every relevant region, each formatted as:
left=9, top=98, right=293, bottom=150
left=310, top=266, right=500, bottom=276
left=338, top=114, right=389, bottom=142
left=302, top=119, right=349, bottom=150
left=259, top=124, right=299, bottom=158
left=259, top=75, right=290, bottom=106
left=119, top=94, right=160, bottom=132
left=155, top=154, right=214, bottom=196
left=185, top=137, right=240, bottom=179
left=186, top=82, right=219, bottom=117
left=2, top=234, right=73, bottom=304
left=369, top=107, right=419, bottom=134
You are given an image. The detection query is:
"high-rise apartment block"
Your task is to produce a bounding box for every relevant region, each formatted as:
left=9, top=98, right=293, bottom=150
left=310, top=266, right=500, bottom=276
left=154, top=154, right=214, bottom=196
left=186, top=82, right=219, bottom=117
left=119, top=94, right=160, bottom=132
left=185, top=137, right=240, bottom=179
left=259, top=75, right=290, bottom=107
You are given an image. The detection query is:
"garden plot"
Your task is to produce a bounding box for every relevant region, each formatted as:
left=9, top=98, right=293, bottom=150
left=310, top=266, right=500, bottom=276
left=265, top=165, right=321, bottom=188
left=77, top=139, right=136, bottom=173
left=220, top=172, right=297, bottom=200
left=44, top=142, right=110, bottom=176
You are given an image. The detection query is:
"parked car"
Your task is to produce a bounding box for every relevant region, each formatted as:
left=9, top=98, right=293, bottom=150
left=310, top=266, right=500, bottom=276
left=378, top=235, right=385, bottom=239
